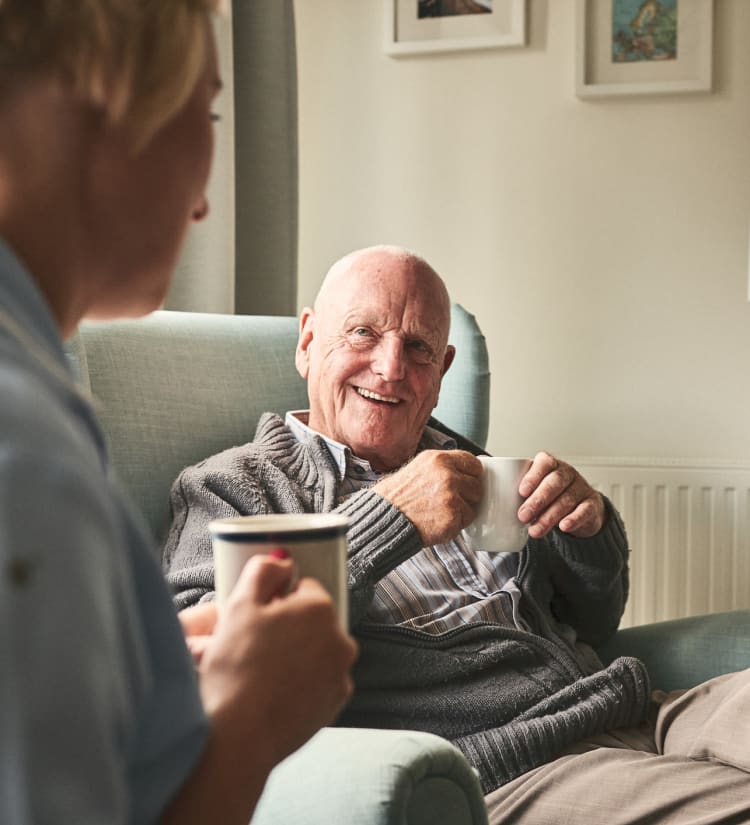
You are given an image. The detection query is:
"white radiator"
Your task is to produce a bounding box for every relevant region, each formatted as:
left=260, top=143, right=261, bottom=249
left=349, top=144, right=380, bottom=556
left=567, top=458, right=750, bottom=628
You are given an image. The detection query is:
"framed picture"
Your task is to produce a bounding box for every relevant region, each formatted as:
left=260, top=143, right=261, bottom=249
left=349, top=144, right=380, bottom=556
left=386, top=0, right=526, bottom=56
left=575, top=0, right=713, bottom=99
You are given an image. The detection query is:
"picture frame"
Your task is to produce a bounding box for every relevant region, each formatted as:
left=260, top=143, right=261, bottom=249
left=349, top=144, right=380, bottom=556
left=575, top=0, right=713, bottom=99
left=386, top=0, right=526, bottom=56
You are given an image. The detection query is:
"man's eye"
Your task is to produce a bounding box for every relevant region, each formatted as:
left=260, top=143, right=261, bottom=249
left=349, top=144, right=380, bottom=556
left=210, top=112, right=222, bottom=123
left=407, top=341, right=434, bottom=363
left=347, top=328, right=375, bottom=347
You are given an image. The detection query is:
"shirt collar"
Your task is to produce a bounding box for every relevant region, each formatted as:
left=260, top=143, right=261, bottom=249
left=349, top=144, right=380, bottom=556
left=0, top=236, right=65, bottom=359
left=284, top=409, right=457, bottom=479
left=285, top=410, right=350, bottom=479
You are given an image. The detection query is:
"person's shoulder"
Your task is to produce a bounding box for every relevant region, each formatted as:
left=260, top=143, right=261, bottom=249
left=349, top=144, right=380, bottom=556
left=0, top=352, right=101, bottom=471
left=0, top=382, right=126, bottom=576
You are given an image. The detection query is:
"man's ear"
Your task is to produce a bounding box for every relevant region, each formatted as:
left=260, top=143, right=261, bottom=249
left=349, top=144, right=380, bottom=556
left=441, top=345, right=456, bottom=377
left=295, top=307, right=315, bottom=379
left=432, top=345, right=456, bottom=412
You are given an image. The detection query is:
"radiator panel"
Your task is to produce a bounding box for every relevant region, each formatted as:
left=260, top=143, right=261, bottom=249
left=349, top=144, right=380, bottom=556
left=569, top=459, right=750, bottom=628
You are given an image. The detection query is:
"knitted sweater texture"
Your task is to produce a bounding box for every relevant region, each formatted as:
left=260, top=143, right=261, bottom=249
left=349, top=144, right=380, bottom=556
left=163, top=413, right=650, bottom=794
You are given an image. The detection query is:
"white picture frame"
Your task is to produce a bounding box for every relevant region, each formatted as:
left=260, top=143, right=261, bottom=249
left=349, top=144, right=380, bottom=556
left=386, top=0, right=526, bottom=57
left=576, top=0, right=713, bottom=99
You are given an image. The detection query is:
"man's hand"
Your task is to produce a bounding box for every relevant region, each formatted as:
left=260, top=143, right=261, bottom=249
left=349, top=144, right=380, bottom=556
left=517, top=451, right=605, bottom=539
left=374, top=449, right=483, bottom=546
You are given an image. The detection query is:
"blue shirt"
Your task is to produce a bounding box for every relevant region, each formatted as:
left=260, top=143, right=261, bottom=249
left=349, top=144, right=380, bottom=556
left=285, top=411, right=529, bottom=634
left=0, top=239, right=207, bottom=824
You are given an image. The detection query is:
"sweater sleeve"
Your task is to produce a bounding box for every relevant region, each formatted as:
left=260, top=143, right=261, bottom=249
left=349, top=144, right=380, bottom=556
left=162, top=468, right=241, bottom=609
left=544, top=497, right=630, bottom=646
left=335, top=488, right=424, bottom=626
left=452, top=655, right=649, bottom=794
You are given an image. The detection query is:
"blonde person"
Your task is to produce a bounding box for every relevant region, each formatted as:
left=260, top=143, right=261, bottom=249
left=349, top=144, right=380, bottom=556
left=0, top=2, right=357, bottom=823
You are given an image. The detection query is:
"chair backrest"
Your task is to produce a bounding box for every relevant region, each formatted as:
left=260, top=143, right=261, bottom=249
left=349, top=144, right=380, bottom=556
left=68, top=306, right=490, bottom=542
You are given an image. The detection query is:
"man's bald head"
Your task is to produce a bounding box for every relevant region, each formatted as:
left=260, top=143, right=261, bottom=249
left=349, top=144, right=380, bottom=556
left=314, top=245, right=452, bottom=345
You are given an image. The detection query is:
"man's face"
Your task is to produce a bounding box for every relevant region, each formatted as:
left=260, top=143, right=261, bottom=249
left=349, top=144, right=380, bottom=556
left=296, top=251, right=454, bottom=473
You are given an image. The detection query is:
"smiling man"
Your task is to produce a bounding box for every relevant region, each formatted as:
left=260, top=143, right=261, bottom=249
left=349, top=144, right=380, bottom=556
left=164, top=245, right=611, bottom=615
left=164, top=246, right=750, bottom=823
left=163, top=242, right=641, bottom=783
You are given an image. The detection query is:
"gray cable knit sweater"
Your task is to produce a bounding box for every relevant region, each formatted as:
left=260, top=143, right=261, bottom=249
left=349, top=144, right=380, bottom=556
left=163, top=413, right=650, bottom=794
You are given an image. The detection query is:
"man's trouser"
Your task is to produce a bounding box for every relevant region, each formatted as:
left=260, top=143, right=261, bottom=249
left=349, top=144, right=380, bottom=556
left=486, top=668, right=750, bottom=825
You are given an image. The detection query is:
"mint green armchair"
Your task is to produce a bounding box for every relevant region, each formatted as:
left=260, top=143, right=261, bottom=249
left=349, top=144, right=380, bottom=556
left=68, top=307, right=490, bottom=825
left=67, top=308, right=749, bottom=824
left=599, top=609, right=750, bottom=693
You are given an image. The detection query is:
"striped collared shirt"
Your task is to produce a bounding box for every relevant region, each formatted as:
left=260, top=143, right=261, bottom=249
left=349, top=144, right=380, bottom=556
left=285, top=411, right=528, bottom=634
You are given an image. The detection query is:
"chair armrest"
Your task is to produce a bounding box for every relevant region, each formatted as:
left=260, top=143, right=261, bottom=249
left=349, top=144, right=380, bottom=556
left=597, top=610, right=750, bottom=692
left=251, top=727, right=488, bottom=825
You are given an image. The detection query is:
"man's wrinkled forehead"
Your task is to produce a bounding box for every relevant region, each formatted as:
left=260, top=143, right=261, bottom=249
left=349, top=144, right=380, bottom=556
left=333, top=281, right=446, bottom=347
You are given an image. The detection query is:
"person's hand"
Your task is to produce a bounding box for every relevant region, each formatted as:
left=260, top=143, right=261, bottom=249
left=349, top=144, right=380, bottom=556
left=517, top=451, right=605, bottom=539
left=374, top=449, right=483, bottom=546
left=197, top=554, right=358, bottom=770
left=179, top=602, right=218, bottom=666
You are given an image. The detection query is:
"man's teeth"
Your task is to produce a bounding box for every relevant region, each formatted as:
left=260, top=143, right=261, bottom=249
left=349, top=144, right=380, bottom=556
left=356, top=387, right=399, bottom=404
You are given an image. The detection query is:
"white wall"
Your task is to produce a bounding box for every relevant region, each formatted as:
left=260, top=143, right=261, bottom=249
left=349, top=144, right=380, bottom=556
left=294, top=0, right=750, bottom=462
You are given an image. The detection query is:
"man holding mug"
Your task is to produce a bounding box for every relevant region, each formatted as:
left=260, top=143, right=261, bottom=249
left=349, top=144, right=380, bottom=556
left=164, top=245, right=750, bottom=823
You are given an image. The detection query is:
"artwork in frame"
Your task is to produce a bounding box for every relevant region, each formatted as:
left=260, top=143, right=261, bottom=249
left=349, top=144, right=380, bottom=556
left=576, top=0, right=713, bottom=98
left=385, top=0, right=526, bottom=56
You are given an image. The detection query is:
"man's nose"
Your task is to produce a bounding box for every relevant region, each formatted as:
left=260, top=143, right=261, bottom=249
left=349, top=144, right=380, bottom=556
left=372, top=338, right=406, bottom=382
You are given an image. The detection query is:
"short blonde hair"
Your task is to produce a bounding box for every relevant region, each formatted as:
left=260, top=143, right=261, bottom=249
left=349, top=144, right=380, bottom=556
left=0, top=0, right=220, bottom=149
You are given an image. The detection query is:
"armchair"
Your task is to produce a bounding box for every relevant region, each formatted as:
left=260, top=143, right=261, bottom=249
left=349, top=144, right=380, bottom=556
left=68, top=306, right=491, bottom=825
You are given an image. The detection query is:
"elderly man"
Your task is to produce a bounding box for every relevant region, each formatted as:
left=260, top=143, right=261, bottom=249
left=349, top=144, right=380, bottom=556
left=164, top=245, right=750, bottom=824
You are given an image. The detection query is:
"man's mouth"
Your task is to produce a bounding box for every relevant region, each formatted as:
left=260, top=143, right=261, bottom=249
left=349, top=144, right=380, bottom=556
left=356, top=387, right=400, bottom=404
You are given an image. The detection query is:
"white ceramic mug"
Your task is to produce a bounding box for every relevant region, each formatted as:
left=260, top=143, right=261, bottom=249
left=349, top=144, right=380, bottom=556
left=209, top=513, right=349, bottom=629
left=464, top=456, right=532, bottom=553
